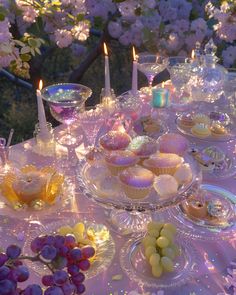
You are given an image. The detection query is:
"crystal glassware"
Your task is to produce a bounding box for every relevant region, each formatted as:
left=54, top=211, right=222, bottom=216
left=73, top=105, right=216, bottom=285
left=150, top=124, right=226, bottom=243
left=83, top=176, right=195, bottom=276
left=41, top=83, right=92, bottom=146
left=137, top=53, right=168, bottom=95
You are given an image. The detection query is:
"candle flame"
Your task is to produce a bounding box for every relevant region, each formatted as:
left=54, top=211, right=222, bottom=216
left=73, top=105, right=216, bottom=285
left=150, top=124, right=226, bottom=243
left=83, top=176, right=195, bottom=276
left=117, top=125, right=126, bottom=133
left=191, top=49, right=195, bottom=59
left=103, top=43, right=108, bottom=56
left=132, top=46, right=136, bottom=61
left=162, top=82, right=165, bottom=88
left=39, top=80, right=43, bottom=91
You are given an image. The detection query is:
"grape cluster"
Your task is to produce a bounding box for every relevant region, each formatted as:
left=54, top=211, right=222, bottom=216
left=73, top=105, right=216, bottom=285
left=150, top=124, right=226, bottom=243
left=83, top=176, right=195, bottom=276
left=0, top=234, right=95, bottom=295
left=142, top=221, right=181, bottom=278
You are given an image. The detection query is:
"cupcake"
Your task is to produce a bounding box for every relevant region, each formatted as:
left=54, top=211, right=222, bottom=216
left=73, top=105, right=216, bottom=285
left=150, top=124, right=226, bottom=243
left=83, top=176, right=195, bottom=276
left=153, top=174, right=178, bottom=198
left=178, top=114, right=194, bottom=129
left=158, top=133, right=189, bottom=156
left=173, top=163, right=192, bottom=185
left=143, top=153, right=183, bottom=175
left=210, top=124, right=228, bottom=138
left=119, top=166, right=154, bottom=199
left=128, top=136, right=157, bottom=159
left=191, top=123, right=211, bottom=138
left=104, top=150, right=139, bottom=175
left=193, top=113, right=211, bottom=125
left=99, top=131, right=131, bottom=151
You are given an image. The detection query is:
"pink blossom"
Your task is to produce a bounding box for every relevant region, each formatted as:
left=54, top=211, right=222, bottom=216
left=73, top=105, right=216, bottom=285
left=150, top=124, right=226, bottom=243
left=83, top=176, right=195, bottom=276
left=54, top=29, right=73, bottom=48
left=222, top=46, right=236, bottom=67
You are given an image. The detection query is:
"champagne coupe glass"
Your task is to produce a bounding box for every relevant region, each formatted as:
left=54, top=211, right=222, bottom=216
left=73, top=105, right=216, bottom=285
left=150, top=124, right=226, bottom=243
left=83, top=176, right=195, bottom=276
left=136, top=53, right=168, bottom=96
left=41, top=83, right=92, bottom=146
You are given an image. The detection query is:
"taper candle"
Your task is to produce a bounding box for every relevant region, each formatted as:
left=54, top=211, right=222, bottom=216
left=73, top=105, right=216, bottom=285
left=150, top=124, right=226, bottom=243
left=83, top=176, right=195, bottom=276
left=104, top=43, right=111, bottom=97
left=131, top=46, right=138, bottom=95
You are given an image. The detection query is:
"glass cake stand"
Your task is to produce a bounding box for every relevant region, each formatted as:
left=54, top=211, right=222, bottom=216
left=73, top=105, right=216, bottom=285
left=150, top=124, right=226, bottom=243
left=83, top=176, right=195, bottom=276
left=76, top=154, right=202, bottom=235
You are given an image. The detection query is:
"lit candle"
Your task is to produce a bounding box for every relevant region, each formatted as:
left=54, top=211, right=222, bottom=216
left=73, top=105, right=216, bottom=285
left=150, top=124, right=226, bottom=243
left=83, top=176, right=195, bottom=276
left=132, top=46, right=138, bottom=95
left=191, top=49, right=195, bottom=60
left=36, top=80, right=51, bottom=141
left=104, top=43, right=111, bottom=97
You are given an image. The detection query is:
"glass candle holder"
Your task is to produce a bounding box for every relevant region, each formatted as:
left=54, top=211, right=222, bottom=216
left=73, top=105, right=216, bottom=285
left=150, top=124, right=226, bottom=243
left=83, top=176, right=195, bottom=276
left=100, top=88, right=117, bottom=112
left=152, top=88, right=170, bottom=108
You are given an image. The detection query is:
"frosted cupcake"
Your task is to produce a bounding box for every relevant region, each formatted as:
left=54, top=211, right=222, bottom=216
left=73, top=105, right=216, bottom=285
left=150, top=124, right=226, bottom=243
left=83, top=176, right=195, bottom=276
left=173, top=163, right=192, bottom=185
left=105, top=150, right=139, bottom=175
left=153, top=175, right=178, bottom=198
left=158, top=133, right=189, bottom=156
left=119, top=165, right=154, bottom=199
left=143, top=153, right=183, bottom=175
left=191, top=123, right=211, bottom=138
left=128, top=136, right=157, bottom=159
left=192, top=113, right=211, bottom=125
left=99, top=131, right=131, bottom=151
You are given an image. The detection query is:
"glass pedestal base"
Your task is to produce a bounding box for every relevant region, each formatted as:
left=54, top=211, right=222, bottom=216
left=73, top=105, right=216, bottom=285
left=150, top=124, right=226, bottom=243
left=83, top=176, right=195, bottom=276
left=56, top=130, right=83, bottom=147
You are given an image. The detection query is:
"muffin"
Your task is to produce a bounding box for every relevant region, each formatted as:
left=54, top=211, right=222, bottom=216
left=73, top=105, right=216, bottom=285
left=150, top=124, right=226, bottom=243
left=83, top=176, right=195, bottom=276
left=99, top=131, right=131, bottom=151
left=178, top=114, right=194, bottom=129
left=128, top=136, right=157, bottom=159
left=191, top=123, right=211, bottom=138
left=143, top=153, right=183, bottom=175
left=119, top=165, right=154, bottom=199
left=210, top=124, right=228, bottom=138
left=173, top=163, right=192, bottom=185
left=153, top=174, right=178, bottom=198
left=105, top=150, right=139, bottom=175
left=192, top=113, right=211, bottom=125
left=158, top=133, right=189, bottom=156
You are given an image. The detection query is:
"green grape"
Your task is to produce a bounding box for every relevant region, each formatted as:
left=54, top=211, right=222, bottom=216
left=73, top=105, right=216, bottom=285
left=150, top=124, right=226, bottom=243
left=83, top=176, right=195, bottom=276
left=161, top=256, right=174, bottom=272
left=161, top=247, right=175, bottom=260
left=145, top=246, right=157, bottom=259
left=73, top=222, right=85, bottom=234
left=163, top=223, right=177, bottom=234
left=148, top=229, right=159, bottom=238
left=149, top=253, right=160, bottom=266
left=147, top=221, right=164, bottom=232
left=160, top=228, right=174, bottom=243
left=170, top=243, right=181, bottom=256
left=151, top=264, right=163, bottom=278
left=156, top=236, right=169, bottom=248
left=142, top=236, right=156, bottom=248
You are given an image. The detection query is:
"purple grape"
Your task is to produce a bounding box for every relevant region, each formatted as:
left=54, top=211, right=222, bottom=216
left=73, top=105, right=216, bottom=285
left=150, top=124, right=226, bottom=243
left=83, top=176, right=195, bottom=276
left=58, top=245, right=69, bottom=257
left=71, top=272, right=85, bottom=286
left=0, top=253, right=8, bottom=267
left=0, top=279, right=15, bottom=295
left=44, top=236, right=55, bottom=246
left=40, top=245, right=57, bottom=261
left=42, top=275, right=54, bottom=287
left=67, top=264, right=80, bottom=276
left=0, top=265, right=10, bottom=280
left=30, top=237, right=44, bottom=253
left=6, top=245, right=21, bottom=259
left=78, top=259, right=90, bottom=271
left=44, top=286, right=64, bottom=295
left=52, top=256, right=68, bottom=270
left=53, top=270, right=68, bottom=286
left=64, top=235, right=76, bottom=248
left=54, top=236, right=65, bottom=248
left=77, top=283, right=85, bottom=294
left=62, top=282, right=76, bottom=295
left=12, top=265, right=29, bottom=282
left=24, top=284, right=43, bottom=295
left=81, top=246, right=95, bottom=259
left=69, top=248, right=82, bottom=262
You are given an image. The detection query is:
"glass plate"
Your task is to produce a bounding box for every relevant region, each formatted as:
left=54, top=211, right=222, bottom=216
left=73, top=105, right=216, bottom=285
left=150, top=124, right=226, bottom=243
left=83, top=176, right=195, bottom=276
left=133, top=117, right=168, bottom=139
left=176, top=112, right=236, bottom=142
left=120, top=234, right=197, bottom=289
left=76, top=154, right=201, bottom=212
left=24, top=218, right=115, bottom=279
left=168, top=184, right=236, bottom=241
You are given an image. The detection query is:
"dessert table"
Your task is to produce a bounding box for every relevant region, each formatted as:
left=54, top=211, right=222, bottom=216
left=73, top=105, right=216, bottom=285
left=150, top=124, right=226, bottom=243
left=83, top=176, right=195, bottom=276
left=1, top=98, right=236, bottom=295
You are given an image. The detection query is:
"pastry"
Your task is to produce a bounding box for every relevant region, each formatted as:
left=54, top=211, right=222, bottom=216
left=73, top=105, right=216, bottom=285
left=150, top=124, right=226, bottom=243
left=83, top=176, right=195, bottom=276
left=173, top=163, right=192, bottom=185
left=203, top=146, right=225, bottom=163
left=153, top=175, right=178, bottom=198
left=99, top=131, right=131, bottom=151
left=210, top=124, right=228, bottom=138
left=192, top=151, right=215, bottom=171
left=104, top=150, right=139, bottom=175
left=143, top=153, right=183, bottom=175
left=119, top=165, right=154, bottom=199
left=158, top=133, right=189, bottom=156
left=128, top=136, right=157, bottom=159
left=140, top=116, right=161, bottom=134
left=12, top=171, right=47, bottom=204
left=185, top=199, right=208, bottom=218
left=191, top=123, right=211, bottom=138
left=178, top=114, right=194, bottom=128
left=192, top=113, right=211, bottom=125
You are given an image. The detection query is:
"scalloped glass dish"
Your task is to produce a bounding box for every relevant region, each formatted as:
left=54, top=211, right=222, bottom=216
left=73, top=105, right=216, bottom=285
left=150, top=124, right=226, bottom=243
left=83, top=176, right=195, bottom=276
left=76, top=154, right=201, bottom=212
left=24, top=218, right=115, bottom=279
left=176, top=112, right=236, bottom=142
left=168, top=184, right=236, bottom=241
left=120, top=234, right=197, bottom=289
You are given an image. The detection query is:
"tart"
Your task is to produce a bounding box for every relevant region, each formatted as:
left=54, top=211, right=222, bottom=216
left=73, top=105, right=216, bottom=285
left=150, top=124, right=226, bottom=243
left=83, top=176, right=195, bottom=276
left=191, top=123, right=211, bottom=138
